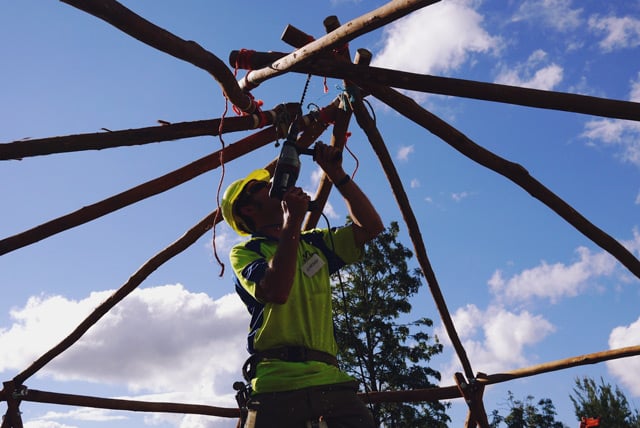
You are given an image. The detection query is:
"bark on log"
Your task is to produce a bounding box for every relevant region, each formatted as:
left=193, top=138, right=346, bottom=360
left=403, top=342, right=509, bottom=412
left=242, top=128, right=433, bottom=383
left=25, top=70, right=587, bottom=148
left=0, top=127, right=280, bottom=256
left=12, top=209, right=219, bottom=385
left=234, top=51, right=640, bottom=122
left=22, top=389, right=239, bottom=418
left=360, top=83, right=640, bottom=280
left=237, top=0, right=441, bottom=90
left=60, top=0, right=257, bottom=114
left=1, top=104, right=299, bottom=160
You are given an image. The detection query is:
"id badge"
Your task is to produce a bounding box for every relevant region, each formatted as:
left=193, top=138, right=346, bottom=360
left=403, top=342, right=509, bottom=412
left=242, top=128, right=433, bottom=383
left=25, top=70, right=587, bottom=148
left=302, top=253, right=325, bottom=277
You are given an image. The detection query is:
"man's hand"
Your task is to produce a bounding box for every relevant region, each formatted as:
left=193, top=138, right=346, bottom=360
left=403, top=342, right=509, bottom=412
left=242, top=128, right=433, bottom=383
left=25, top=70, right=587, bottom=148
left=314, top=142, right=345, bottom=182
left=281, top=186, right=310, bottom=226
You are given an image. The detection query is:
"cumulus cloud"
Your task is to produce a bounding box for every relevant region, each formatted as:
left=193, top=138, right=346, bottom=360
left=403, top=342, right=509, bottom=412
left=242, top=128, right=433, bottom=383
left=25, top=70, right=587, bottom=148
left=488, top=246, right=617, bottom=304
left=437, top=304, right=555, bottom=381
left=410, top=178, right=420, bottom=189
left=607, top=317, right=640, bottom=396
left=588, top=15, right=640, bottom=52
left=581, top=73, right=640, bottom=167
left=396, top=145, right=415, bottom=162
left=0, top=285, right=248, bottom=427
left=495, top=49, right=563, bottom=90
left=372, top=0, right=501, bottom=75
left=511, top=0, right=583, bottom=31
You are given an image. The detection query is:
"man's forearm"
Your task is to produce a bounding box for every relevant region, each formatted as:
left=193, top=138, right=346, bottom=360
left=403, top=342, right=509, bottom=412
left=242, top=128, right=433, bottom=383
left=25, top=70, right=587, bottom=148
left=333, top=174, right=384, bottom=241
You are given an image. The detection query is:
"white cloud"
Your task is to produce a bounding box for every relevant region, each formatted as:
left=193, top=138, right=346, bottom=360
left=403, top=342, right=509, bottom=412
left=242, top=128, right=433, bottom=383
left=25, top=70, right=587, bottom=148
left=437, top=304, right=555, bottom=381
left=396, top=145, right=414, bottom=162
left=607, top=317, right=640, bottom=396
left=581, top=73, right=640, bottom=167
left=0, top=285, right=248, bottom=427
left=24, top=422, right=78, bottom=428
left=512, top=0, right=583, bottom=31
left=488, top=246, right=617, bottom=304
left=451, top=191, right=471, bottom=202
left=495, top=50, right=563, bottom=90
left=39, top=408, right=126, bottom=422
left=410, top=178, right=420, bottom=189
left=372, top=0, right=501, bottom=75
left=588, top=15, right=640, bottom=52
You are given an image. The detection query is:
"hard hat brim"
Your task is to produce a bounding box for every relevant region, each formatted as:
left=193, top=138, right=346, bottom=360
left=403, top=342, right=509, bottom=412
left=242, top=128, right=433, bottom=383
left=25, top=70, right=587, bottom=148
left=221, top=169, right=271, bottom=236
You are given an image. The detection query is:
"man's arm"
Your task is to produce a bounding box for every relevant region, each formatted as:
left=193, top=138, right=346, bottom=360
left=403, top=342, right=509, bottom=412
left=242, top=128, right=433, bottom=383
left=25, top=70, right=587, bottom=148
left=314, top=143, right=384, bottom=247
left=256, top=187, right=309, bottom=304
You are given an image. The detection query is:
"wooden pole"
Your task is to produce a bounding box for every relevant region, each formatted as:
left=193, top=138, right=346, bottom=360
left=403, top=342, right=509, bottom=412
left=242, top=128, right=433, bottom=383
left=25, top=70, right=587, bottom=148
left=0, top=126, right=280, bottom=256
left=304, top=16, right=354, bottom=230
left=0, top=104, right=336, bottom=256
left=358, top=81, right=640, bottom=280
left=60, top=0, right=257, bottom=114
left=0, top=104, right=299, bottom=160
left=230, top=51, right=640, bottom=122
left=237, top=0, right=441, bottom=90
left=21, top=388, right=239, bottom=419
left=300, top=59, right=640, bottom=122
left=12, top=209, right=218, bottom=385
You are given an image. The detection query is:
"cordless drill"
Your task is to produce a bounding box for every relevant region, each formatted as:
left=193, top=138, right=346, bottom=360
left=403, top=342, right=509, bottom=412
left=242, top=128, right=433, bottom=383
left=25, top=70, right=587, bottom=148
left=269, top=120, right=317, bottom=209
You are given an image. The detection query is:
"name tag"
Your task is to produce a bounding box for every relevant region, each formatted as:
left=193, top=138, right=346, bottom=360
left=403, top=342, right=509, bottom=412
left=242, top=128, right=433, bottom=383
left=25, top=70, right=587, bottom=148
left=302, top=253, right=324, bottom=277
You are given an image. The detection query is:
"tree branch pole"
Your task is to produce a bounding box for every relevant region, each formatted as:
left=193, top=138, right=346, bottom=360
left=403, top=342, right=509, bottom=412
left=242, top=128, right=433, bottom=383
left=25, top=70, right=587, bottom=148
left=358, top=82, right=640, bottom=280
left=0, top=104, right=299, bottom=160
left=0, top=103, right=338, bottom=256
left=233, top=50, right=640, bottom=122
left=20, top=389, right=239, bottom=419
left=303, top=16, right=355, bottom=230
left=350, top=79, right=475, bottom=382
left=0, top=127, right=279, bottom=256
left=237, top=0, right=441, bottom=91
left=360, top=345, right=640, bottom=404
left=59, top=0, right=257, bottom=114
left=302, top=59, right=640, bottom=122
left=353, top=48, right=478, bottom=381
left=11, top=207, right=216, bottom=385
left=478, top=344, right=640, bottom=385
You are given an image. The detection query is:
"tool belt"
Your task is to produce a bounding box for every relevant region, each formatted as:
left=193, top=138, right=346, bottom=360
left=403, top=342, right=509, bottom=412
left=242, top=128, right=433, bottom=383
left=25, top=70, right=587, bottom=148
left=242, top=346, right=339, bottom=382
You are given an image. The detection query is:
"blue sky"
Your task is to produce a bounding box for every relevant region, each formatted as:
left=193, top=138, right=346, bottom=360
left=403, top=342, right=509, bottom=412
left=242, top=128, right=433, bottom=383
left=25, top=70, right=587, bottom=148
left=1, top=1, right=639, bottom=427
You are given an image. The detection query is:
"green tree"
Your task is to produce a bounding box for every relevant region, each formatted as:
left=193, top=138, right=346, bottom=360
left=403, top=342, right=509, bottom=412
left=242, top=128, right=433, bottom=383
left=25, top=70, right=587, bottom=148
left=570, top=376, right=640, bottom=427
left=331, top=221, right=449, bottom=427
left=489, top=391, right=569, bottom=428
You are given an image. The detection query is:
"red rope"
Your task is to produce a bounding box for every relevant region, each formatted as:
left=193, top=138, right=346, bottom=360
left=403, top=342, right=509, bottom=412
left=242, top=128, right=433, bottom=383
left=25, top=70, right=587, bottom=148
left=212, top=97, right=230, bottom=277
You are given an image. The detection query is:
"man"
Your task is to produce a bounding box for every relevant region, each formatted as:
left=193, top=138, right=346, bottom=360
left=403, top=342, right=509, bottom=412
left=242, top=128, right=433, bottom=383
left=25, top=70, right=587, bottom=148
left=221, top=141, right=383, bottom=427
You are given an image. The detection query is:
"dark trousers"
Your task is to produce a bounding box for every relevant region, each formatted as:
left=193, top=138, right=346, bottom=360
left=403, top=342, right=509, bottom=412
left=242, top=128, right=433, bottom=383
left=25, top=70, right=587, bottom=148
left=245, top=382, right=375, bottom=428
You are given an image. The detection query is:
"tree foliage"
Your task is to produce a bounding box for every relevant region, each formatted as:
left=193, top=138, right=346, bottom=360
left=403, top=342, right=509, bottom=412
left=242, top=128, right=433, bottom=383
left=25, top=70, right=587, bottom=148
left=570, top=376, right=640, bottom=427
left=489, top=391, right=569, bottom=428
left=332, top=221, right=449, bottom=427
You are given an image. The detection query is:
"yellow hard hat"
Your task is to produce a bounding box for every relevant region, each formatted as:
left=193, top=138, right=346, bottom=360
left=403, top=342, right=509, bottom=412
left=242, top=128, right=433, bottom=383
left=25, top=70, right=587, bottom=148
left=221, top=169, right=271, bottom=236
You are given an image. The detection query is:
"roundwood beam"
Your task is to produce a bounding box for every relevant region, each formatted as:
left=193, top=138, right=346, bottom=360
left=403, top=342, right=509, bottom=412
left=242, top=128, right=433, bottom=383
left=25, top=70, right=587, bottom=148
left=0, top=127, right=280, bottom=256
left=360, top=82, right=640, bottom=280
left=12, top=208, right=218, bottom=385
left=1, top=104, right=299, bottom=160
left=244, top=54, right=640, bottom=122
left=21, top=388, right=239, bottom=418
left=237, top=0, right=441, bottom=90
left=60, top=0, right=257, bottom=114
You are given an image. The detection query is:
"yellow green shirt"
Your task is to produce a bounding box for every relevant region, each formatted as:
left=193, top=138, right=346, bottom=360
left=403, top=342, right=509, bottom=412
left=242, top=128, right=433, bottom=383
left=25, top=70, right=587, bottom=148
left=230, top=225, right=362, bottom=393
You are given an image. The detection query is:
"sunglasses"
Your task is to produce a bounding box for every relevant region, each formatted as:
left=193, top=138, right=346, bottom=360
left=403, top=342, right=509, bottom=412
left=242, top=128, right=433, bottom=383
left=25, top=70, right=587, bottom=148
left=236, top=180, right=268, bottom=207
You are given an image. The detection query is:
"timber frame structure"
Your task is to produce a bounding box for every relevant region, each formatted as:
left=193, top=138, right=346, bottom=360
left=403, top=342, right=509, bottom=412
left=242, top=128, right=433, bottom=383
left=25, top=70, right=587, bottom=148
left=2, top=1, right=640, bottom=427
